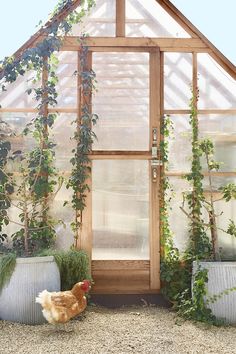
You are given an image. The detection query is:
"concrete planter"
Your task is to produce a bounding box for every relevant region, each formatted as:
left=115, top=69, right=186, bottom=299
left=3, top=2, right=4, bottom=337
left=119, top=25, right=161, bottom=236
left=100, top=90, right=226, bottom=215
left=0, top=256, right=60, bottom=325
left=193, top=261, right=236, bottom=324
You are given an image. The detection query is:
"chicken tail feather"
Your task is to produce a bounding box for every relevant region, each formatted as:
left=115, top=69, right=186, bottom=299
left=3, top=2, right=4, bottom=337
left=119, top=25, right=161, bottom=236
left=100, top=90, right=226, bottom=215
left=36, top=290, right=52, bottom=309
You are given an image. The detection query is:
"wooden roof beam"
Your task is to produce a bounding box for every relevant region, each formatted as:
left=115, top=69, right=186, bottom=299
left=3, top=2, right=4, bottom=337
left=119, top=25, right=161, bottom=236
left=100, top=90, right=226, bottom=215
left=50, top=36, right=208, bottom=50
left=157, top=0, right=236, bottom=80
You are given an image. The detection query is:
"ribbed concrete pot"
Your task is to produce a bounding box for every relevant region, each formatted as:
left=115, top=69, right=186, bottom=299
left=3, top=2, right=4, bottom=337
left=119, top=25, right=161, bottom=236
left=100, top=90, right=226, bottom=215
left=193, top=261, right=236, bottom=324
left=0, top=256, right=60, bottom=325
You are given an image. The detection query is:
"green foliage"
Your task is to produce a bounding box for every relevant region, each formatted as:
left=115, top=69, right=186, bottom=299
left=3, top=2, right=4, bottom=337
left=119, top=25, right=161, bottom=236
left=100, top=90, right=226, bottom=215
left=183, top=93, right=212, bottom=260
left=38, top=248, right=90, bottom=290
left=0, top=253, right=16, bottom=294
left=219, top=183, right=236, bottom=202
left=0, top=0, right=97, bottom=254
left=67, top=42, right=98, bottom=243
left=0, top=140, right=13, bottom=241
left=177, top=265, right=218, bottom=325
left=159, top=116, right=191, bottom=303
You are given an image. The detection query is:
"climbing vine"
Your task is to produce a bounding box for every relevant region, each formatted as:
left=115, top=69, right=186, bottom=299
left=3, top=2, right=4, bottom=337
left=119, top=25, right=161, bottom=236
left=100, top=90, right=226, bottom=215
left=0, top=0, right=97, bottom=253
left=66, top=41, right=98, bottom=245
left=160, top=115, right=190, bottom=304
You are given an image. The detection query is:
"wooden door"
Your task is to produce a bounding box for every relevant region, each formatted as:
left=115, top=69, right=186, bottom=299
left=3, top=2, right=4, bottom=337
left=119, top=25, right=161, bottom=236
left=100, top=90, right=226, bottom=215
left=81, top=48, right=161, bottom=294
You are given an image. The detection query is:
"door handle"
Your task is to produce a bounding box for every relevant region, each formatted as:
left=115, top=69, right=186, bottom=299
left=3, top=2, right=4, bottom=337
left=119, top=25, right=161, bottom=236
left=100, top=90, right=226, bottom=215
left=152, top=167, right=157, bottom=183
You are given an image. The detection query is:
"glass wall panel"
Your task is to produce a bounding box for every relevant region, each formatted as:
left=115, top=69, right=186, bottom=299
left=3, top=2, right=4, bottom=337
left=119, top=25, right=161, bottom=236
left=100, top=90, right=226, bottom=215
left=0, top=71, right=39, bottom=109
left=55, top=52, right=77, bottom=108
left=92, top=160, right=149, bottom=260
left=51, top=184, right=75, bottom=251
left=72, top=0, right=115, bottom=37
left=211, top=198, right=236, bottom=259
left=0, top=112, right=35, bottom=154
left=126, top=0, right=190, bottom=38
left=92, top=52, right=149, bottom=151
left=164, top=53, right=192, bottom=109
left=170, top=175, right=236, bottom=258
left=199, top=115, right=236, bottom=171
left=52, top=113, right=75, bottom=171
left=168, top=177, right=190, bottom=252
left=168, top=115, right=191, bottom=172
left=198, top=54, right=236, bottom=109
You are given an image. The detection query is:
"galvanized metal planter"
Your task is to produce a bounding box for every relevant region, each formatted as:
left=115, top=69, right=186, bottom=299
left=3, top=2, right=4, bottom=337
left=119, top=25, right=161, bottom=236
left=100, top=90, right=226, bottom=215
left=193, top=261, right=236, bottom=324
left=0, top=256, right=60, bottom=325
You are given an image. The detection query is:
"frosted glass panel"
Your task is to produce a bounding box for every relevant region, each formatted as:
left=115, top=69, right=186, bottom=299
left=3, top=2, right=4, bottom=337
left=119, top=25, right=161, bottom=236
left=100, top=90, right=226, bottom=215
left=126, top=0, right=190, bottom=38
left=169, top=177, right=190, bottom=253
left=168, top=115, right=191, bottom=172
left=0, top=112, right=35, bottom=153
left=55, top=52, right=77, bottom=108
left=0, top=71, right=39, bottom=109
left=199, top=115, right=236, bottom=172
left=210, top=198, right=236, bottom=259
left=164, top=53, right=192, bottom=109
left=92, top=160, right=149, bottom=260
left=170, top=176, right=236, bottom=258
left=53, top=113, right=75, bottom=171
left=198, top=54, right=236, bottom=109
left=93, top=52, right=149, bottom=151
left=51, top=184, right=75, bottom=251
left=72, top=0, right=115, bottom=37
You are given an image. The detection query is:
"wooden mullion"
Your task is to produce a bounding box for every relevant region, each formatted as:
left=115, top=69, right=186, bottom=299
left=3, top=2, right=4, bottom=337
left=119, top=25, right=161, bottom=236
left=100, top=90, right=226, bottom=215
left=116, top=0, right=126, bottom=37
left=149, top=48, right=161, bottom=290
left=159, top=51, right=165, bottom=262
left=79, top=51, right=93, bottom=262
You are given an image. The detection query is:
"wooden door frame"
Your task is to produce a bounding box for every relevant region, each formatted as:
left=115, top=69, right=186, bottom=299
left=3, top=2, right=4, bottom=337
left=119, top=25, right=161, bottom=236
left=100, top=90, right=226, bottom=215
left=80, top=46, right=162, bottom=294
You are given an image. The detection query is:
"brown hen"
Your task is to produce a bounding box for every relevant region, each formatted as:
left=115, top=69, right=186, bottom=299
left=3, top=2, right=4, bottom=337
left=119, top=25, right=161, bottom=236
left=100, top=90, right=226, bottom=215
left=36, top=280, right=90, bottom=324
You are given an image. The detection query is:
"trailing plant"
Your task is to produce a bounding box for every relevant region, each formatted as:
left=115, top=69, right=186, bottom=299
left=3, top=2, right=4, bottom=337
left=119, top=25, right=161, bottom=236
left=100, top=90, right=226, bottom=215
left=181, top=101, right=236, bottom=260
left=0, top=0, right=98, bottom=255
left=160, top=115, right=191, bottom=304
left=0, top=253, right=16, bottom=293
left=177, top=264, right=218, bottom=324
left=38, top=248, right=90, bottom=290
left=181, top=91, right=212, bottom=260
left=66, top=40, right=98, bottom=245
left=0, top=139, right=14, bottom=249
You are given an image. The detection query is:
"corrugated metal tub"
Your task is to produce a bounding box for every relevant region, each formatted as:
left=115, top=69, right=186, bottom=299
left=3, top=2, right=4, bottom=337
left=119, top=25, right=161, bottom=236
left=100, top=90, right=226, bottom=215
left=193, top=261, right=236, bottom=324
left=0, top=256, right=60, bottom=325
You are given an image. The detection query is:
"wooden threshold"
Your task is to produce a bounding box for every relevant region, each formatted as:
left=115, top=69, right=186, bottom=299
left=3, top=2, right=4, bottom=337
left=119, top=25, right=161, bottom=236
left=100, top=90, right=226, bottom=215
left=91, top=260, right=159, bottom=294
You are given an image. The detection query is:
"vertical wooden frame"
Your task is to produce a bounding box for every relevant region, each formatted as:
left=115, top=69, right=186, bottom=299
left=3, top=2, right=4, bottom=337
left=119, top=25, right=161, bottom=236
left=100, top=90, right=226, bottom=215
left=149, top=48, right=161, bottom=290
left=192, top=52, right=198, bottom=108
left=116, top=0, right=126, bottom=37
left=77, top=50, right=93, bottom=262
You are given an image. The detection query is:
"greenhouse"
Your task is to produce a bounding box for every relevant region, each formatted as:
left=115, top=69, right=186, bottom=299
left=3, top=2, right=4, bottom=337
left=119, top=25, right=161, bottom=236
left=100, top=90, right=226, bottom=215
left=0, top=0, right=236, bottom=297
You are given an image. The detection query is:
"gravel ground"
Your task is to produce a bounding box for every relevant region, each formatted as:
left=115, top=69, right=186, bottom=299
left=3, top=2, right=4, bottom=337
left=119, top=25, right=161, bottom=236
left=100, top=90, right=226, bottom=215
left=1, top=306, right=236, bottom=354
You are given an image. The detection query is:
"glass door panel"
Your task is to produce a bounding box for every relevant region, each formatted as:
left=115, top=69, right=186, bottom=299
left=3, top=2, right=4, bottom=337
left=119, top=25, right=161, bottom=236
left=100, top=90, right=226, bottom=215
left=92, top=160, right=149, bottom=260
left=92, top=52, right=150, bottom=151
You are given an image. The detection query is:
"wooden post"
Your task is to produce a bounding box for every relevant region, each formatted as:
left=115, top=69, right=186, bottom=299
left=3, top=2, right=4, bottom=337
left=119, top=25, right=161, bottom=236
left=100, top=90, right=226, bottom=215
left=116, top=0, right=126, bottom=37
left=149, top=48, right=161, bottom=290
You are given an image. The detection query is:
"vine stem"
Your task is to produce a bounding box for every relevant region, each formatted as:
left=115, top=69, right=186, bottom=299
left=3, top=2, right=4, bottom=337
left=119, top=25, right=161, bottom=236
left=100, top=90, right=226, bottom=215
left=205, top=151, right=220, bottom=261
